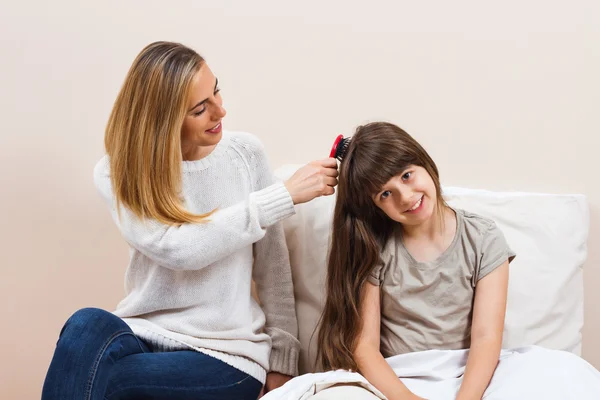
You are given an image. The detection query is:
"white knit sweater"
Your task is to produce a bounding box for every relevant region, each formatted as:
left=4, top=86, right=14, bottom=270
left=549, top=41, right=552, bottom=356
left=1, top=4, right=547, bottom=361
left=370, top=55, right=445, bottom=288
left=93, top=130, right=300, bottom=384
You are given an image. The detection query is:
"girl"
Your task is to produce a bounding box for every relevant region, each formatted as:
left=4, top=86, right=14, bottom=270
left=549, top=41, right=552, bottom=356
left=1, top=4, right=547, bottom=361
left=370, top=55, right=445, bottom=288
left=42, top=41, right=339, bottom=400
left=317, top=122, right=514, bottom=400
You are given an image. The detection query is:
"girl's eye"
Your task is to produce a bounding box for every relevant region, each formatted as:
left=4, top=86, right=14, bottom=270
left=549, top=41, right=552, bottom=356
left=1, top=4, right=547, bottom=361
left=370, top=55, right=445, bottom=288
left=380, top=190, right=391, bottom=200
left=402, top=172, right=412, bottom=181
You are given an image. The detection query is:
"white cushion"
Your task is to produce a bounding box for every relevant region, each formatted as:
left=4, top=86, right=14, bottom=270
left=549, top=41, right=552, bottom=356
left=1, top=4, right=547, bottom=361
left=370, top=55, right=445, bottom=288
left=275, top=165, right=589, bottom=374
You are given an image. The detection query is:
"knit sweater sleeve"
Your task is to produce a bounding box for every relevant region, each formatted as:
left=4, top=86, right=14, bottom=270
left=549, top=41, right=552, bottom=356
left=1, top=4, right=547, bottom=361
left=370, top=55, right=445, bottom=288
left=93, top=156, right=295, bottom=271
left=253, top=223, right=301, bottom=377
left=239, top=135, right=301, bottom=377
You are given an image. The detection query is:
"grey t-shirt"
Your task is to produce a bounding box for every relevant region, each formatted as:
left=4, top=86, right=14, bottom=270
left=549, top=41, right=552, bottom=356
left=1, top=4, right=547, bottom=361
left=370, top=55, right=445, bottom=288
left=368, top=208, right=516, bottom=357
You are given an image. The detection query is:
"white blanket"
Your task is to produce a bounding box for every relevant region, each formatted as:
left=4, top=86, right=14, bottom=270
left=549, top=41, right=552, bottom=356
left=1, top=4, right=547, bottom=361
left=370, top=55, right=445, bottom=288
left=262, top=346, right=600, bottom=399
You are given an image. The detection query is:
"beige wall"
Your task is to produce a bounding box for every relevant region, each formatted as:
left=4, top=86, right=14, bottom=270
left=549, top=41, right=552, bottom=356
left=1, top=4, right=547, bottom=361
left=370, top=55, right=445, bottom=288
left=1, top=1, right=598, bottom=398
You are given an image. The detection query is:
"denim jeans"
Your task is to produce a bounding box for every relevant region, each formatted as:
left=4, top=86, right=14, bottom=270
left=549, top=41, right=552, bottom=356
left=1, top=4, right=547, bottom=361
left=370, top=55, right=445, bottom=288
left=42, top=308, right=262, bottom=400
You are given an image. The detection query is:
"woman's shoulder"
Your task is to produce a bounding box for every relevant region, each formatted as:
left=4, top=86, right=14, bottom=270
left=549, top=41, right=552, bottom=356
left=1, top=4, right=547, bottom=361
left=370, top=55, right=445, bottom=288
left=92, top=155, right=112, bottom=201
left=226, top=130, right=267, bottom=155
left=226, top=130, right=274, bottom=173
left=93, top=155, right=110, bottom=184
left=93, top=155, right=110, bottom=176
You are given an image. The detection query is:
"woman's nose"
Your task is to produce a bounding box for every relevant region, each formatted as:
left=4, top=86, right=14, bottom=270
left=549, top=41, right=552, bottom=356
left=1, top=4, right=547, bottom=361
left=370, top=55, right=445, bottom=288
left=214, top=104, right=226, bottom=119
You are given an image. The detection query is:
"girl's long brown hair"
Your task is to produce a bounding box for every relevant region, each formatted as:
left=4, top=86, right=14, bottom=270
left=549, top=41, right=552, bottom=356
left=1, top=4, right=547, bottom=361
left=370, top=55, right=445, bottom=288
left=105, top=41, right=212, bottom=225
left=316, top=122, right=447, bottom=371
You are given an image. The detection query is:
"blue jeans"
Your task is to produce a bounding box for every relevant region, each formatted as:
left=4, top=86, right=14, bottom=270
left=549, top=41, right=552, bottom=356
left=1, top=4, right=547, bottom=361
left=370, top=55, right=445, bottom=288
left=42, top=308, right=262, bottom=400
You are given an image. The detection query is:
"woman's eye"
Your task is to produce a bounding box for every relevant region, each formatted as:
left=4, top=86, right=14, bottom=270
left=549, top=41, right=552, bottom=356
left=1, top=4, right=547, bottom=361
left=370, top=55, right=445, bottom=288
left=193, top=108, right=206, bottom=117
left=402, top=172, right=412, bottom=181
left=380, top=191, right=391, bottom=200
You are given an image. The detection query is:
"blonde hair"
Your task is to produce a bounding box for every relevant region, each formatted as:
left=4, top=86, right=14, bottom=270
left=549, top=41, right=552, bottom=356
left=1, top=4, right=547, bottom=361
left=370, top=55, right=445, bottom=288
left=105, top=41, right=211, bottom=225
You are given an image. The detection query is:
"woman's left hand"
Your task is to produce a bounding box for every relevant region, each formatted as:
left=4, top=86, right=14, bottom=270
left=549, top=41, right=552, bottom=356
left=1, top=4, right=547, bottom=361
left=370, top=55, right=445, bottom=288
left=263, top=372, right=292, bottom=394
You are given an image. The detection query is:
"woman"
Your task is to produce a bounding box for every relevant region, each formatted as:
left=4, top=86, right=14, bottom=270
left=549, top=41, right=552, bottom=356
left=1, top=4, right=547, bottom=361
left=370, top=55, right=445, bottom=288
left=42, top=41, right=338, bottom=400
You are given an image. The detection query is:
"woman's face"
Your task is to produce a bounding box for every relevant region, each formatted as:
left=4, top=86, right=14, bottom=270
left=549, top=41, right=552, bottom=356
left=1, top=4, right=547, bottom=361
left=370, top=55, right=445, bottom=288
left=181, top=64, right=227, bottom=160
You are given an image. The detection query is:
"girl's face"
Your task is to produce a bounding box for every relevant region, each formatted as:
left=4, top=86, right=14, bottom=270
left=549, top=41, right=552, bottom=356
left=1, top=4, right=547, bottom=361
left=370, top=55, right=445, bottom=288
left=180, top=64, right=227, bottom=160
left=372, top=165, right=437, bottom=227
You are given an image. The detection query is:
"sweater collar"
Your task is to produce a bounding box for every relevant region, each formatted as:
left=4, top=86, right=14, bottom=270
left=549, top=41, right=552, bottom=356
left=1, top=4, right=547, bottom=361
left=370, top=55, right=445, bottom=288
left=182, top=131, right=230, bottom=172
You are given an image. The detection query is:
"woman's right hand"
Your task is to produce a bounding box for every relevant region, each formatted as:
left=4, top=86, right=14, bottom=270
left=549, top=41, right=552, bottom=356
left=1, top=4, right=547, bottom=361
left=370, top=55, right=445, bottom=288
left=284, top=158, right=338, bottom=205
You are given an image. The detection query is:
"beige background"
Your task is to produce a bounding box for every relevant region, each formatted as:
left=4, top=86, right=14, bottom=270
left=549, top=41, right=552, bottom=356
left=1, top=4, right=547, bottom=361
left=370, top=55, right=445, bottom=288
left=1, top=1, right=598, bottom=398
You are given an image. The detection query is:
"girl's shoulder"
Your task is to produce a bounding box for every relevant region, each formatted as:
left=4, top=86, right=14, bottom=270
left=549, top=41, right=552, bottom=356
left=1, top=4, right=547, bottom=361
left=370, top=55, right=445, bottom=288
left=454, top=208, right=516, bottom=270
left=455, top=208, right=499, bottom=239
left=379, top=227, right=403, bottom=263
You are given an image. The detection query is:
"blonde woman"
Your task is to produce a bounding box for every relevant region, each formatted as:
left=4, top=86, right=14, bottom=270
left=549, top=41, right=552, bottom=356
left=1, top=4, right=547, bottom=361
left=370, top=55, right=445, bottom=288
left=42, top=41, right=338, bottom=400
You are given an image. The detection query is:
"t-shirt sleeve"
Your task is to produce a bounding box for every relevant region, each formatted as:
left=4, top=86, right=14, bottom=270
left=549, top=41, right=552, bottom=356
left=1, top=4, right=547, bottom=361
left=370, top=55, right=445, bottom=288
left=476, top=222, right=516, bottom=282
left=367, top=259, right=384, bottom=286
left=367, top=242, right=393, bottom=286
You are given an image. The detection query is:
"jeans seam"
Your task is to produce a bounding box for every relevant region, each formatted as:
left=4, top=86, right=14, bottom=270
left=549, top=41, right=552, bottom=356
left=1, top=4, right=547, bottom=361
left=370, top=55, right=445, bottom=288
left=105, top=373, right=258, bottom=399
left=84, top=330, right=146, bottom=400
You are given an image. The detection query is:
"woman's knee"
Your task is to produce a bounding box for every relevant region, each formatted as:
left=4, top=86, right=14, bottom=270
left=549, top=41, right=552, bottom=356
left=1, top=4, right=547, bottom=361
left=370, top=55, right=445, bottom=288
left=58, top=307, right=129, bottom=344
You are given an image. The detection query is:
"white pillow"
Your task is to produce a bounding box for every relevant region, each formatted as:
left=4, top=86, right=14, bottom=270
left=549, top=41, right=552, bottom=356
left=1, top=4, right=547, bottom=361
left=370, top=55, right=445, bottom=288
left=275, top=165, right=589, bottom=374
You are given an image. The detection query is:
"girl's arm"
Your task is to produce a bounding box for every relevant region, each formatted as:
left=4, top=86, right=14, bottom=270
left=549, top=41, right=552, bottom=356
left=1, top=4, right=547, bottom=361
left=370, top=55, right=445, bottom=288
left=456, top=260, right=509, bottom=400
left=355, top=282, right=425, bottom=400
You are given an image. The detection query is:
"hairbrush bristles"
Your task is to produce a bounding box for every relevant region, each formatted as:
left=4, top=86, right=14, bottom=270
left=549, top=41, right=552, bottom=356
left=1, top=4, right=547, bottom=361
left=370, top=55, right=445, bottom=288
left=329, top=134, right=351, bottom=161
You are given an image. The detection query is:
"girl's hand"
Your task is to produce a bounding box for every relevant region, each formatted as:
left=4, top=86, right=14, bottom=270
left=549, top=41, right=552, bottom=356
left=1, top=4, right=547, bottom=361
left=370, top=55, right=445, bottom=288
left=284, top=159, right=338, bottom=204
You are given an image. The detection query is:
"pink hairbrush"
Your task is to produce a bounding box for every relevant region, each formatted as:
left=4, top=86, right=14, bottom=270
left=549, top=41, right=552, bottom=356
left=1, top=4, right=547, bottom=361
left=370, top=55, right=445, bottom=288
left=329, top=134, right=351, bottom=161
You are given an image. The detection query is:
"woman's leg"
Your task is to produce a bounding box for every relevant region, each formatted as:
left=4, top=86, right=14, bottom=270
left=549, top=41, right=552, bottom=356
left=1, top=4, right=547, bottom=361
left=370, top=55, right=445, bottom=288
left=104, top=350, right=263, bottom=400
left=43, top=307, right=262, bottom=400
left=42, top=307, right=149, bottom=400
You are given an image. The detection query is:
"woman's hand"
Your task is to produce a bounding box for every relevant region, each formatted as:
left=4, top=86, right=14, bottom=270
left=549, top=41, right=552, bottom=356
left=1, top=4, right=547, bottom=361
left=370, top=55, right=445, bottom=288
left=265, top=371, right=292, bottom=392
left=284, top=159, right=338, bottom=204
left=257, top=372, right=292, bottom=397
